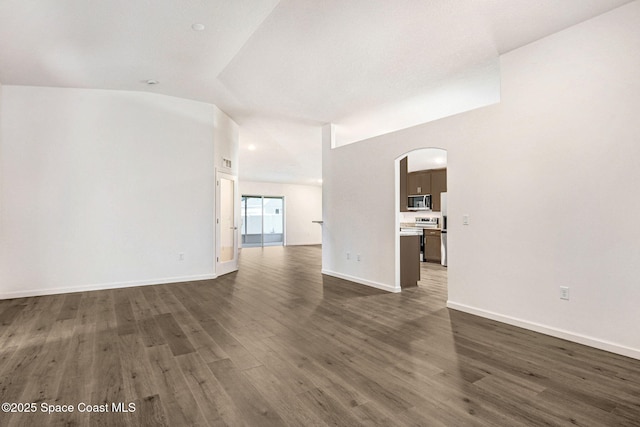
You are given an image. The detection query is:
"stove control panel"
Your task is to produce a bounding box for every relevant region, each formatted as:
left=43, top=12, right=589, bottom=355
left=415, top=217, right=439, bottom=228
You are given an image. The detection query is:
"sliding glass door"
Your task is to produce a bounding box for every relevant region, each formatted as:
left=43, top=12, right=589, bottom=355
left=241, top=196, right=263, bottom=246
left=241, top=196, right=284, bottom=247
left=262, top=197, right=284, bottom=245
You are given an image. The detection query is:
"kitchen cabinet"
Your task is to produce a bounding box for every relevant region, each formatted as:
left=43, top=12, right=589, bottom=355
left=400, top=157, right=408, bottom=212
left=407, top=171, right=431, bottom=195
left=407, top=172, right=419, bottom=195
left=406, top=168, right=446, bottom=209
left=430, top=168, right=447, bottom=211
left=400, top=235, right=420, bottom=287
left=423, top=229, right=441, bottom=263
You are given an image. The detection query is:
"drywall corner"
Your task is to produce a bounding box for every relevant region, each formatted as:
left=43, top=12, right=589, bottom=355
left=213, top=105, right=240, bottom=175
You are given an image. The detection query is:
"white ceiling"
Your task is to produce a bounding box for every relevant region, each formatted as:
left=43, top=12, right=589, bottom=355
left=408, top=149, right=447, bottom=173
left=0, top=0, right=632, bottom=185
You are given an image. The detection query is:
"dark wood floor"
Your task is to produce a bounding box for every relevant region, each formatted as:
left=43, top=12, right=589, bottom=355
left=1, top=245, right=639, bottom=426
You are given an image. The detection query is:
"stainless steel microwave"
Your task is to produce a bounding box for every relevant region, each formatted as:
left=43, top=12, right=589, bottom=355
left=408, top=194, right=431, bottom=211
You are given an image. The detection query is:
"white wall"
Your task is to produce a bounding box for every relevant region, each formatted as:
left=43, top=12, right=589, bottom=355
left=0, top=81, right=3, bottom=247
left=239, top=181, right=322, bottom=246
left=214, top=106, right=239, bottom=176
left=0, top=86, right=237, bottom=298
left=0, top=81, right=3, bottom=214
left=323, top=2, right=640, bottom=359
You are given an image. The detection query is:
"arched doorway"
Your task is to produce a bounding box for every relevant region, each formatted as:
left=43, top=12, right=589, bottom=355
left=395, top=148, right=448, bottom=292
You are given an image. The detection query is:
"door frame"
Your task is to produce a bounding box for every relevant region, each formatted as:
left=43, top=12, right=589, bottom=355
left=215, top=170, right=239, bottom=276
left=395, top=148, right=448, bottom=290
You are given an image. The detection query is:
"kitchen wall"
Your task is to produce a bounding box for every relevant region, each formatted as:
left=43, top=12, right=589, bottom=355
left=323, top=1, right=640, bottom=359
left=239, top=180, right=322, bottom=246
left=0, top=86, right=237, bottom=299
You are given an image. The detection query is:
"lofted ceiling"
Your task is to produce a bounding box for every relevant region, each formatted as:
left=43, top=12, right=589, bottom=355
left=0, top=0, right=632, bottom=185
left=408, top=149, right=448, bottom=173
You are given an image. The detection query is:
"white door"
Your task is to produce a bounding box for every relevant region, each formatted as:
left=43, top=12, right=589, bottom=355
left=216, top=172, right=238, bottom=276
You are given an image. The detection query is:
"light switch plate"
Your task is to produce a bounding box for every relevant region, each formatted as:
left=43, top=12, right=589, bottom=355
left=463, top=214, right=469, bottom=225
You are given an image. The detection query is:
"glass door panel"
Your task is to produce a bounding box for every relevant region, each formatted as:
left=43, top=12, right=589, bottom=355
left=263, top=197, right=284, bottom=246
left=241, top=196, right=264, bottom=247
left=216, top=172, right=238, bottom=276
left=241, top=196, right=284, bottom=247
left=219, top=177, right=235, bottom=262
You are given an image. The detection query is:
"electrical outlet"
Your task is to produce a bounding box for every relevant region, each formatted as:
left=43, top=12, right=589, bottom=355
left=560, top=286, right=569, bottom=300
left=357, top=254, right=361, bottom=261
left=179, top=253, right=185, bottom=261
left=346, top=252, right=350, bottom=260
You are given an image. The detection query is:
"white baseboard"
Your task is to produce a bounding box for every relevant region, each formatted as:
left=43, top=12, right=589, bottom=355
left=288, top=242, right=322, bottom=246
left=447, top=301, right=640, bottom=361
left=0, top=274, right=217, bottom=300
left=321, top=269, right=400, bottom=293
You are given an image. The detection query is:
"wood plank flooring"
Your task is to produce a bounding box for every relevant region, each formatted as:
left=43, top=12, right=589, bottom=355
left=1, top=245, right=639, bottom=426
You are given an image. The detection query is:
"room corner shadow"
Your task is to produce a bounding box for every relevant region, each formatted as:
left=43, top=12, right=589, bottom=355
left=321, top=275, right=389, bottom=299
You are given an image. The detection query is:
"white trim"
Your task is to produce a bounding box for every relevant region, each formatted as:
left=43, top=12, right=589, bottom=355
left=447, top=301, right=640, bottom=361
left=0, top=274, right=217, bottom=300
left=216, top=170, right=239, bottom=276
left=394, top=157, right=401, bottom=290
left=322, top=269, right=401, bottom=293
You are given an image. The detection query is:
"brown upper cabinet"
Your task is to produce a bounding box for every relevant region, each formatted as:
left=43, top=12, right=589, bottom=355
left=430, top=168, right=447, bottom=211
left=400, top=157, right=408, bottom=212
left=407, top=171, right=431, bottom=195
left=404, top=167, right=447, bottom=211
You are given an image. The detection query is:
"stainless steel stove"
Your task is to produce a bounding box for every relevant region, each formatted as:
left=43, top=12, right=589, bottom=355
left=415, top=217, right=439, bottom=228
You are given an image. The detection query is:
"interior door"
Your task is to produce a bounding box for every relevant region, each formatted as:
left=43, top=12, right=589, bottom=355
left=216, top=172, right=238, bottom=276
